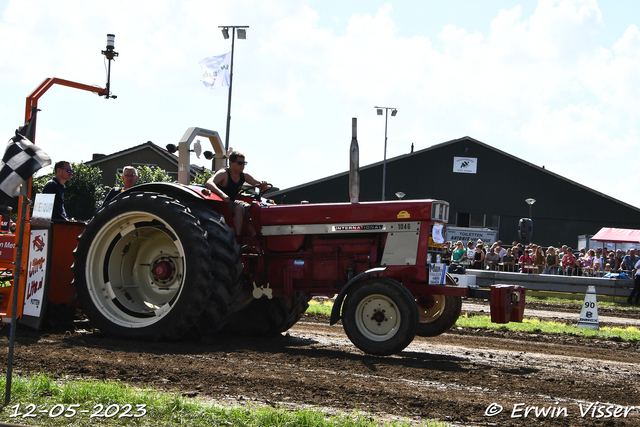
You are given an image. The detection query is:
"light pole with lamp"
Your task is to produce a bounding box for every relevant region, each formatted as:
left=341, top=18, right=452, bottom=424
left=374, top=106, right=397, bottom=201
left=525, top=198, right=536, bottom=219
left=219, top=25, right=248, bottom=163
left=523, top=198, right=536, bottom=245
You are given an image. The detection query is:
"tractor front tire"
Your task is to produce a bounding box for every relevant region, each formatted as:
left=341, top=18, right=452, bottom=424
left=342, top=278, right=418, bottom=356
left=74, top=192, right=231, bottom=341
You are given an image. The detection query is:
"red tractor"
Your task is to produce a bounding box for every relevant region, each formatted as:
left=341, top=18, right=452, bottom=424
left=70, top=126, right=525, bottom=356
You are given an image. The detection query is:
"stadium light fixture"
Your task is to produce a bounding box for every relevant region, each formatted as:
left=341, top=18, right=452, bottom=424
left=374, top=106, right=398, bottom=201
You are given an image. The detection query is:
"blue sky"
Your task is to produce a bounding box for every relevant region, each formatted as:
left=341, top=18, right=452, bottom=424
left=1, top=0, right=640, bottom=214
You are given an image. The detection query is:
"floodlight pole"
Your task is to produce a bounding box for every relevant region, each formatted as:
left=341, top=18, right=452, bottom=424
left=375, top=106, right=398, bottom=201
left=219, top=26, right=249, bottom=163
left=225, top=29, right=235, bottom=156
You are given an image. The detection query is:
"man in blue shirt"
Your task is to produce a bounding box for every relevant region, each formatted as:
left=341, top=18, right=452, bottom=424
left=621, top=249, right=639, bottom=273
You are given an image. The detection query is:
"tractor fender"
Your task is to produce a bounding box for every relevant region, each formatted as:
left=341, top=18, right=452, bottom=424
left=128, top=182, right=221, bottom=203
left=118, top=182, right=234, bottom=230
left=329, top=267, right=388, bottom=325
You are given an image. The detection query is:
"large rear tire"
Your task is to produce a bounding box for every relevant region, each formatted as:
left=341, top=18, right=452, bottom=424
left=342, top=278, right=418, bottom=356
left=74, top=192, right=235, bottom=341
left=220, top=291, right=311, bottom=336
left=415, top=274, right=462, bottom=337
left=186, top=204, right=243, bottom=336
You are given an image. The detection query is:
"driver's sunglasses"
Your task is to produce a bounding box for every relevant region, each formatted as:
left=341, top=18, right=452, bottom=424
left=66, top=169, right=73, bottom=173
left=236, top=161, right=248, bottom=166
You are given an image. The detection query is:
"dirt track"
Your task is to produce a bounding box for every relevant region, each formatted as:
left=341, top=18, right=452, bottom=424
left=1, top=301, right=640, bottom=426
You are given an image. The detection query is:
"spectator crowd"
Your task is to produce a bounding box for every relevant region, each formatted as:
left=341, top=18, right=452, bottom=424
left=441, top=239, right=639, bottom=278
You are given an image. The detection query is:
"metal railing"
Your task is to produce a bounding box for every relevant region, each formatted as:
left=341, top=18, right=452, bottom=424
left=463, top=268, right=634, bottom=301
left=450, top=260, right=630, bottom=277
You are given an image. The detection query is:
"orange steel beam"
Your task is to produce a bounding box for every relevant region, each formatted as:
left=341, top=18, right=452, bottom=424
left=25, top=77, right=108, bottom=122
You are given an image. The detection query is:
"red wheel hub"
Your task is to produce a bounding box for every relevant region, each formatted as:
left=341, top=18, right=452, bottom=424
left=371, top=309, right=386, bottom=323
left=152, top=260, right=173, bottom=281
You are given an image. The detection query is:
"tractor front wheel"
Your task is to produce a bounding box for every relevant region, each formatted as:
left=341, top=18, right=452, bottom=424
left=342, top=278, right=418, bottom=356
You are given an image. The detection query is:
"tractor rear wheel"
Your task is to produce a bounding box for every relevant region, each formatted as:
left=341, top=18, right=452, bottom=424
left=74, top=192, right=235, bottom=341
left=415, top=274, right=462, bottom=337
left=342, top=278, right=418, bottom=356
left=220, top=291, right=311, bottom=336
left=186, top=204, right=243, bottom=336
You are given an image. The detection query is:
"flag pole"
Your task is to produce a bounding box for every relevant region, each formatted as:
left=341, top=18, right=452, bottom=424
left=4, top=194, right=29, bottom=404
left=4, top=107, right=38, bottom=404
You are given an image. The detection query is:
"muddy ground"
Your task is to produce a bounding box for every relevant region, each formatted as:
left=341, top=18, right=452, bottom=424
left=1, top=300, right=639, bottom=427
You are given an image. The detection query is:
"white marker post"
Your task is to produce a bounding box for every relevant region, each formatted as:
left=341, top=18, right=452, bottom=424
left=577, top=286, right=599, bottom=330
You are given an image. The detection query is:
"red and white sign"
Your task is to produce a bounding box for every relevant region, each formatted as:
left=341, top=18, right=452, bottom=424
left=23, top=229, right=48, bottom=317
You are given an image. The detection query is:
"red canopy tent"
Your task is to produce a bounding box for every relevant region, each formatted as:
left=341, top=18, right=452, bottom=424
left=591, top=227, right=640, bottom=243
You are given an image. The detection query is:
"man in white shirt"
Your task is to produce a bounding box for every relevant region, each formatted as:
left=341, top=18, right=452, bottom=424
left=495, top=241, right=507, bottom=262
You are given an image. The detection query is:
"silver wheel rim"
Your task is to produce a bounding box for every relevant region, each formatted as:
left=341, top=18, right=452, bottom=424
left=85, top=211, right=186, bottom=328
left=354, top=294, right=401, bottom=342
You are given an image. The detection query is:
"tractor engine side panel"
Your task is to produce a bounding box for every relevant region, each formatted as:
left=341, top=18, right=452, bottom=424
left=255, top=235, right=380, bottom=295
left=252, top=200, right=450, bottom=296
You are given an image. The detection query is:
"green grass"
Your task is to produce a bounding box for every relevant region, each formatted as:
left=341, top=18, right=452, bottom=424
left=0, top=373, right=445, bottom=427
left=308, top=297, right=640, bottom=342
left=526, top=294, right=640, bottom=311
left=307, top=299, right=333, bottom=316
left=455, top=314, right=640, bottom=341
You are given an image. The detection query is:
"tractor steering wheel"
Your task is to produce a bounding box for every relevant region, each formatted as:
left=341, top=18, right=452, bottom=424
left=246, top=183, right=273, bottom=200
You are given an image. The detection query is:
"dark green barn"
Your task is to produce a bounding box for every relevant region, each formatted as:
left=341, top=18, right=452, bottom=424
left=271, top=136, right=640, bottom=247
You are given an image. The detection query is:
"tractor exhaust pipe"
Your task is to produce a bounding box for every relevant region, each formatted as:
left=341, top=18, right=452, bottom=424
left=349, top=117, right=359, bottom=203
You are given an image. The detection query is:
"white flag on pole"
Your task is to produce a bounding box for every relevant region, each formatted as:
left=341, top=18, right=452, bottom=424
left=199, top=52, right=231, bottom=89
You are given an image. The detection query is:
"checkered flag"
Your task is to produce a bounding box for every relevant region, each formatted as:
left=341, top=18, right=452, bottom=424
left=0, top=132, right=51, bottom=209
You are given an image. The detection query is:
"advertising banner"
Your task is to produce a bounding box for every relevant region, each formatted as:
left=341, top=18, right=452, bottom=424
left=23, top=229, right=48, bottom=317
left=446, top=226, right=498, bottom=245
